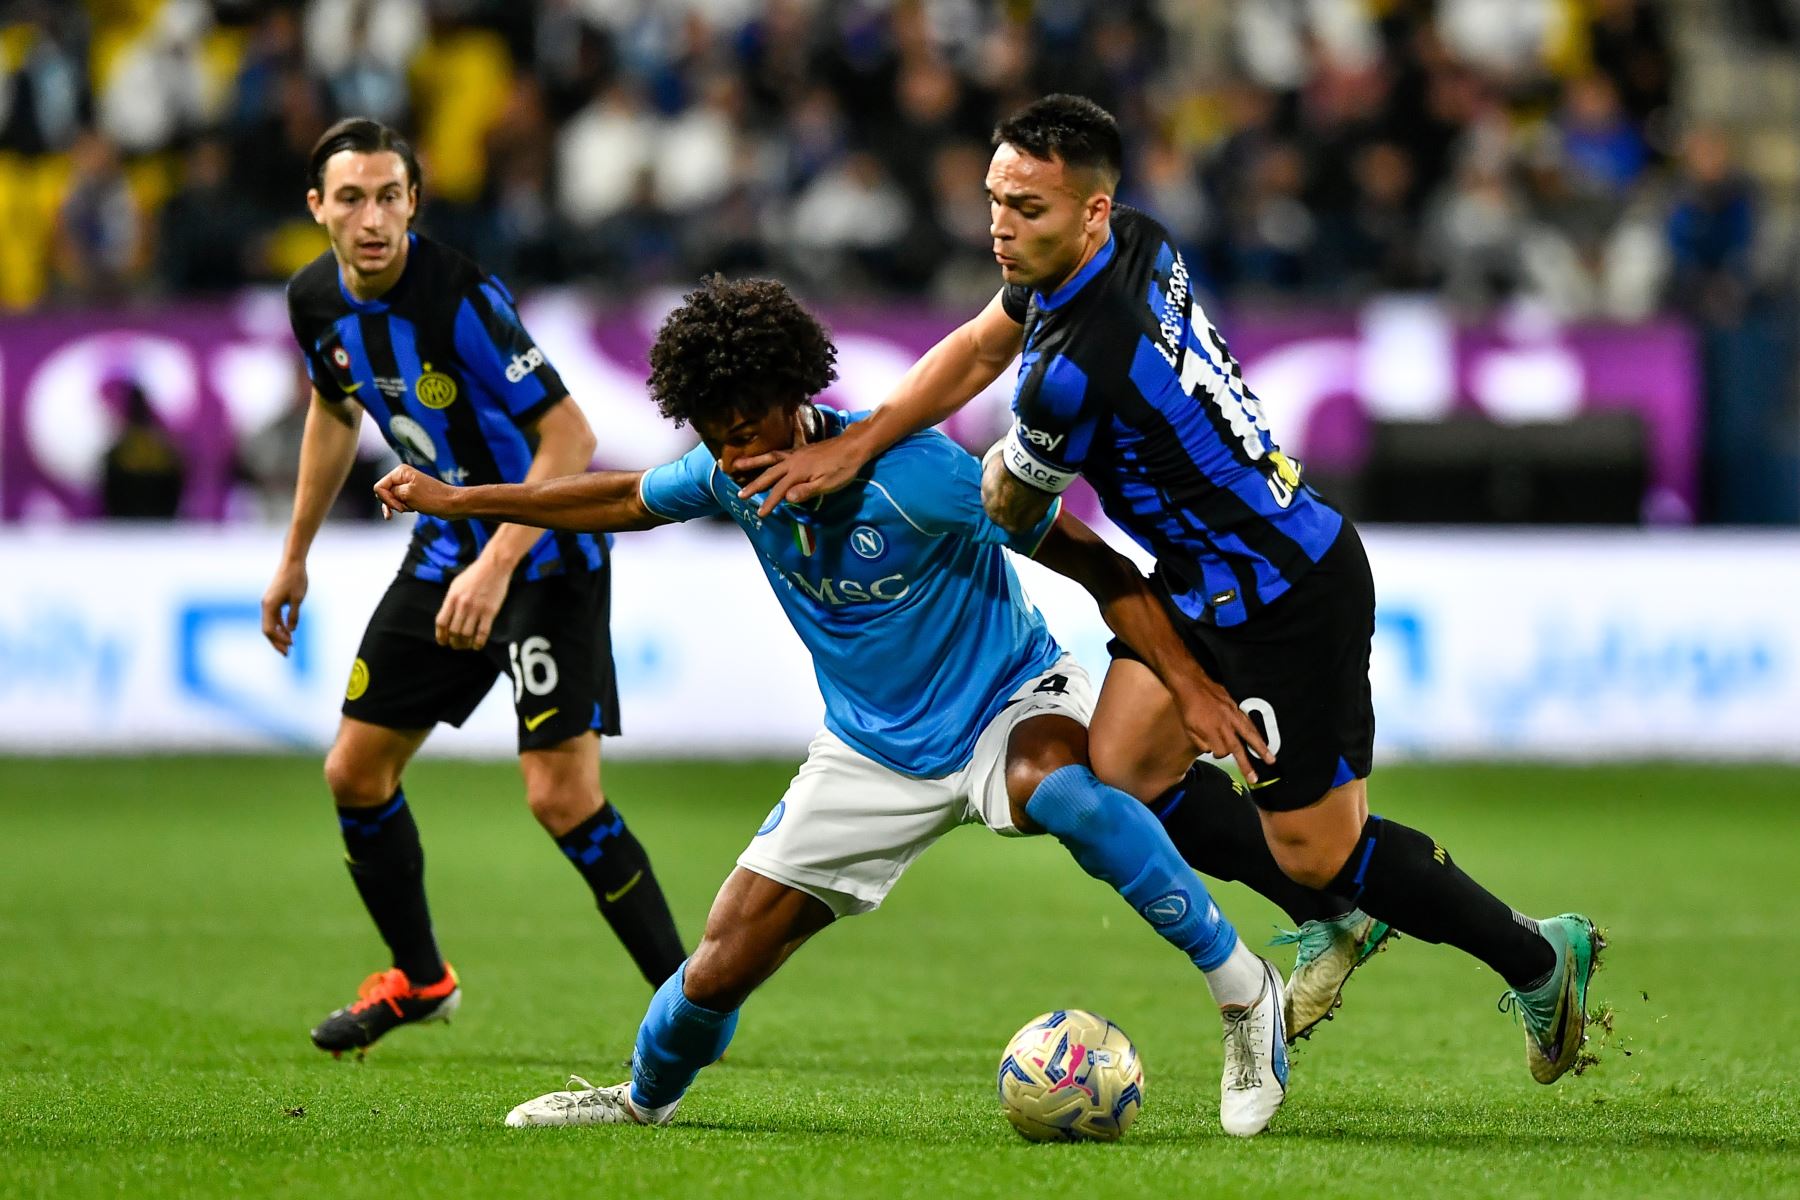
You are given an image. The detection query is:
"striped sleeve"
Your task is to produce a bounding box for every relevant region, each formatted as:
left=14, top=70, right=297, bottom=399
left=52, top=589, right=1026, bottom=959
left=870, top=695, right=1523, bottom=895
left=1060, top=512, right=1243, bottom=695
left=452, top=278, right=569, bottom=425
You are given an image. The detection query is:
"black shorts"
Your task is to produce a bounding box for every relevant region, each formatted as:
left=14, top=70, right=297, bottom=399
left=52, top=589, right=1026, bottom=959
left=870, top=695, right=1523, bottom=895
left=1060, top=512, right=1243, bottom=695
left=1110, top=521, right=1375, bottom=812
left=342, top=570, right=621, bottom=753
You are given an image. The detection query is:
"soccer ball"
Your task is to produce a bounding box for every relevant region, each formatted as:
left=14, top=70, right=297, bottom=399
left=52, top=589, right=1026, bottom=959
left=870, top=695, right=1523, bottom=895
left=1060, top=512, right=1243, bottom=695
left=996, top=1010, right=1145, bottom=1142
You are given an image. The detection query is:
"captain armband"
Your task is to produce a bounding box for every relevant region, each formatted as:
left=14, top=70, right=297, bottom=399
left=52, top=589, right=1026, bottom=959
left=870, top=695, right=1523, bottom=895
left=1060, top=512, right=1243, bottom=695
left=999, top=423, right=1079, bottom=495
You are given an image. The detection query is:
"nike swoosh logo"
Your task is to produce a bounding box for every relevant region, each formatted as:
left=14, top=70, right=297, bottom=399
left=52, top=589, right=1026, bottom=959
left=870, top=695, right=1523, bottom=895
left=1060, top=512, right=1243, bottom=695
left=342, top=382, right=361, bottom=393
left=1248, top=776, right=1283, bottom=790
left=523, top=708, right=560, bottom=732
left=604, top=870, right=644, bottom=904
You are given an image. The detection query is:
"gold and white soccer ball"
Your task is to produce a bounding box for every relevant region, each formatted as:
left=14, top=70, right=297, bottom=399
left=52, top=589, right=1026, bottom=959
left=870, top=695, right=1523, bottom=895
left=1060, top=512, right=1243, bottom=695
left=996, top=1010, right=1145, bottom=1142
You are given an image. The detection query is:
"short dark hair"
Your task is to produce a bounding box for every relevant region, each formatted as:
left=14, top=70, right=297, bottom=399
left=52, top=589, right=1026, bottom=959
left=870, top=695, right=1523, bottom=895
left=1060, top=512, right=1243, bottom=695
left=307, top=117, right=422, bottom=198
left=648, top=275, right=839, bottom=429
left=992, top=94, right=1123, bottom=188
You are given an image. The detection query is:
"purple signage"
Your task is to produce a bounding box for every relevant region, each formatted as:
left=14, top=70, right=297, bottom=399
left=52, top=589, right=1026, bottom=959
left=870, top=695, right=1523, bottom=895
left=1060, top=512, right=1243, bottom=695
left=0, top=292, right=1699, bottom=523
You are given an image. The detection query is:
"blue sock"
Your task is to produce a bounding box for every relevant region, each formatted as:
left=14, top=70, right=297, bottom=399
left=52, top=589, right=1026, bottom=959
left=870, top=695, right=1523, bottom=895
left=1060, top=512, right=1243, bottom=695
left=629, top=962, right=739, bottom=1110
left=1026, top=765, right=1240, bottom=971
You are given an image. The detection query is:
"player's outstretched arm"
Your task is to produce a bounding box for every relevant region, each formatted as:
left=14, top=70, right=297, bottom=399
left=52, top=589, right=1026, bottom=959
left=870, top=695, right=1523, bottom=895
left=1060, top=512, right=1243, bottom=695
left=1031, top=510, right=1274, bottom=782
left=262, top=390, right=363, bottom=657
left=374, top=465, right=668, bottom=534
left=735, top=290, right=1025, bottom=515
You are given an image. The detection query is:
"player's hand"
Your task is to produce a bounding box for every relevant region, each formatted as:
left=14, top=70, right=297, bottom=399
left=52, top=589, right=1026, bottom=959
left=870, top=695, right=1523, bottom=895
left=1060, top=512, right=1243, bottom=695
left=260, top=559, right=308, bottom=658
left=374, top=465, right=456, bottom=519
left=1171, top=675, right=1275, bottom=784
left=735, top=433, right=867, bottom=517
left=436, top=558, right=510, bottom=651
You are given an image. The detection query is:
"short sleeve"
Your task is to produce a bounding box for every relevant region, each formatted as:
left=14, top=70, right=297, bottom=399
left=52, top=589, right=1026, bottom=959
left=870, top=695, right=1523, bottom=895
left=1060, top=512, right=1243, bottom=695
left=452, top=278, right=570, bottom=426
left=877, top=435, right=1062, bottom=555
left=999, top=283, right=1032, bottom=324
left=999, top=351, right=1100, bottom=495
left=287, top=300, right=353, bottom=403
left=639, top=441, right=724, bottom=523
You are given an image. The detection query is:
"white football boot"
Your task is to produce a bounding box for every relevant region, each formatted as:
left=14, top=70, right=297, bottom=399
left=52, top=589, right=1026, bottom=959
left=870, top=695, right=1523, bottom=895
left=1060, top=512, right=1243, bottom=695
left=504, top=1076, right=679, bottom=1128
left=1219, top=956, right=1289, bottom=1137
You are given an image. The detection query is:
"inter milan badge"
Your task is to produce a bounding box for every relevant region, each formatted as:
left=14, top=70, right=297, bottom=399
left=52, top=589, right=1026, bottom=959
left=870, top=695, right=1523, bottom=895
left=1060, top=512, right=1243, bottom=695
left=415, top=362, right=458, bottom=409
left=850, top=525, right=885, bottom=561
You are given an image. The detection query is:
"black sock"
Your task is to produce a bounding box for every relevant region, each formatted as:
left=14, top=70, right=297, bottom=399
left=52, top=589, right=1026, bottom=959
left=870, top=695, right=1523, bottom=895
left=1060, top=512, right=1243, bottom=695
left=1328, top=815, right=1554, bottom=989
left=1154, top=762, right=1355, bottom=926
left=337, top=789, right=445, bottom=986
left=555, top=804, right=686, bottom=987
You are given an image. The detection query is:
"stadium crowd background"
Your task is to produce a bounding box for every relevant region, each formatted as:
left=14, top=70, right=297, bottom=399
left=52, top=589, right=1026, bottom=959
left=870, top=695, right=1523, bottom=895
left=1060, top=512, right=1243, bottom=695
left=3, top=0, right=1797, bottom=522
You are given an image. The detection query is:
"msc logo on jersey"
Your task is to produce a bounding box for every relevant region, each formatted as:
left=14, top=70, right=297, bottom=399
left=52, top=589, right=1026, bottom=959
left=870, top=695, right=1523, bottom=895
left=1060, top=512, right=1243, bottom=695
left=415, top=363, right=458, bottom=409
left=849, top=525, right=886, bottom=561
left=345, top=657, right=371, bottom=701
left=505, top=346, right=545, bottom=383
left=780, top=568, right=909, bottom=606
left=389, top=415, right=438, bottom=465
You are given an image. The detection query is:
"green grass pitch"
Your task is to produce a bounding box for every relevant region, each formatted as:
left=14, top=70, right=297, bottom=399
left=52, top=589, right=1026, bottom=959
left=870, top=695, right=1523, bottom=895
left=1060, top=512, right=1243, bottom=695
left=3, top=757, right=1796, bottom=1198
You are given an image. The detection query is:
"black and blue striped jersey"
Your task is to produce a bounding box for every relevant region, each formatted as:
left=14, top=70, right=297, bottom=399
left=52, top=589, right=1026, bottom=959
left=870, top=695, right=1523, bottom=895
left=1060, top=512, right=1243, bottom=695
left=286, top=233, right=606, bottom=582
left=997, top=205, right=1343, bottom=628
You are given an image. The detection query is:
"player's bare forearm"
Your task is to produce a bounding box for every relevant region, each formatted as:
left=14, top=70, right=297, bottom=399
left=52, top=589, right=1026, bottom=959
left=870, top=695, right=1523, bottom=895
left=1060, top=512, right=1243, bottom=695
left=474, top=396, right=598, bottom=573
left=1031, top=509, right=1271, bottom=779
left=1030, top=512, right=1173, bottom=660
left=861, top=296, right=1025, bottom=452
left=981, top=442, right=1056, bottom=535
left=392, top=468, right=666, bottom=534
left=281, top=391, right=363, bottom=565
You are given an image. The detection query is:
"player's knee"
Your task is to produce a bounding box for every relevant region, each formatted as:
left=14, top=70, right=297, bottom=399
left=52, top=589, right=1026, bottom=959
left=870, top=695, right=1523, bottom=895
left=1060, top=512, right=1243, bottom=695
left=322, top=746, right=397, bottom=808
left=1088, top=738, right=1162, bottom=803
left=523, top=777, right=599, bottom=835
left=1267, top=828, right=1356, bottom=891
left=1004, top=721, right=1088, bottom=810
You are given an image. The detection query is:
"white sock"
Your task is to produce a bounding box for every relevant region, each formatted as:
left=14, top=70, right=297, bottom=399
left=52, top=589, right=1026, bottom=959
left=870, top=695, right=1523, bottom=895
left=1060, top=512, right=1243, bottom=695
left=1204, top=939, right=1267, bottom=1009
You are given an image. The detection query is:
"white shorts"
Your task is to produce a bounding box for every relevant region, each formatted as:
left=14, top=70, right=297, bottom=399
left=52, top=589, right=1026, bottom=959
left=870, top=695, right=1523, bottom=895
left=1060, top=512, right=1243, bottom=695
left=737, top=654, right=1095, bottom=917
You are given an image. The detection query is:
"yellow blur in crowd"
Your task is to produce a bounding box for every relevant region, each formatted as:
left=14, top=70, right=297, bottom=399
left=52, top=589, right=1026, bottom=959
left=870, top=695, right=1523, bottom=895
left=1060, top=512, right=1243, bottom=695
left=0, top=0, right=513, bottom=309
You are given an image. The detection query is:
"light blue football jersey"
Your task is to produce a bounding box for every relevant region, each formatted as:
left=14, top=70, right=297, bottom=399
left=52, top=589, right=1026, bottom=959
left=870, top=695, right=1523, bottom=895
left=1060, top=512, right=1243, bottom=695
left=639, top=407, right=1064, bottom=777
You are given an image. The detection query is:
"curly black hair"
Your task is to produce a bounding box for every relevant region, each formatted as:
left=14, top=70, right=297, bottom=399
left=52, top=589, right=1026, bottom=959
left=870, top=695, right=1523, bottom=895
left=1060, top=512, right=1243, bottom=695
left=993, top=94, right=1122, bottom=189
left=648, top=275, right=839, bottom=428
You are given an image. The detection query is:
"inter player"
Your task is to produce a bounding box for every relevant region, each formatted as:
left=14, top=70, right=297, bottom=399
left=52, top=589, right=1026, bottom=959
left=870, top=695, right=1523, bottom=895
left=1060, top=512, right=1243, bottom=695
left=376, top=275, right=1292, bottom=1136
left=261, top=118, right=685, bottom=1055
left=739, top=95, right=1603, bottom=1082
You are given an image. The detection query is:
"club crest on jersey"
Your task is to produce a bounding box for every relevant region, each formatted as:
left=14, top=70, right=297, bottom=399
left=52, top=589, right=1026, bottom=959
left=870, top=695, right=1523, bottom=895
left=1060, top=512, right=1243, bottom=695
left=849, top=525, right=886, bottom=561
left=415, top=363, right=458, bottom=409
left=389, top=414, right=438, bottom=465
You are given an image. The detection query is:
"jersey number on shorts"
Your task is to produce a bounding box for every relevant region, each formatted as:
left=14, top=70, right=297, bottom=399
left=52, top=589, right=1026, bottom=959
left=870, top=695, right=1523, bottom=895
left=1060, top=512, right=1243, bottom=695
left=1033, top=674, right=1070, bottom=696
left=1238, top=697, right=1282, bottom=757
left=509, top=636, right=559, bottom=703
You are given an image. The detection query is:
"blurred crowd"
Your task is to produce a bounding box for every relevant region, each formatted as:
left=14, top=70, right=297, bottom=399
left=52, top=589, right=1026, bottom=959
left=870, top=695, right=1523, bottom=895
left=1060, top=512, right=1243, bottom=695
left=0, top=0, right=1783, bottom=325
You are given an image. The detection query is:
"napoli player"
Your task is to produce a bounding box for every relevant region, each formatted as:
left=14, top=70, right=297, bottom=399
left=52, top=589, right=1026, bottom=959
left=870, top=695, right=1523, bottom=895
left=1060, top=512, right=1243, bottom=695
left=262, top=118, right=685, bottom=1055
left=741, top=96, right=1604, bottom=1082
left=377, top=275, right=1291, bottom=1136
